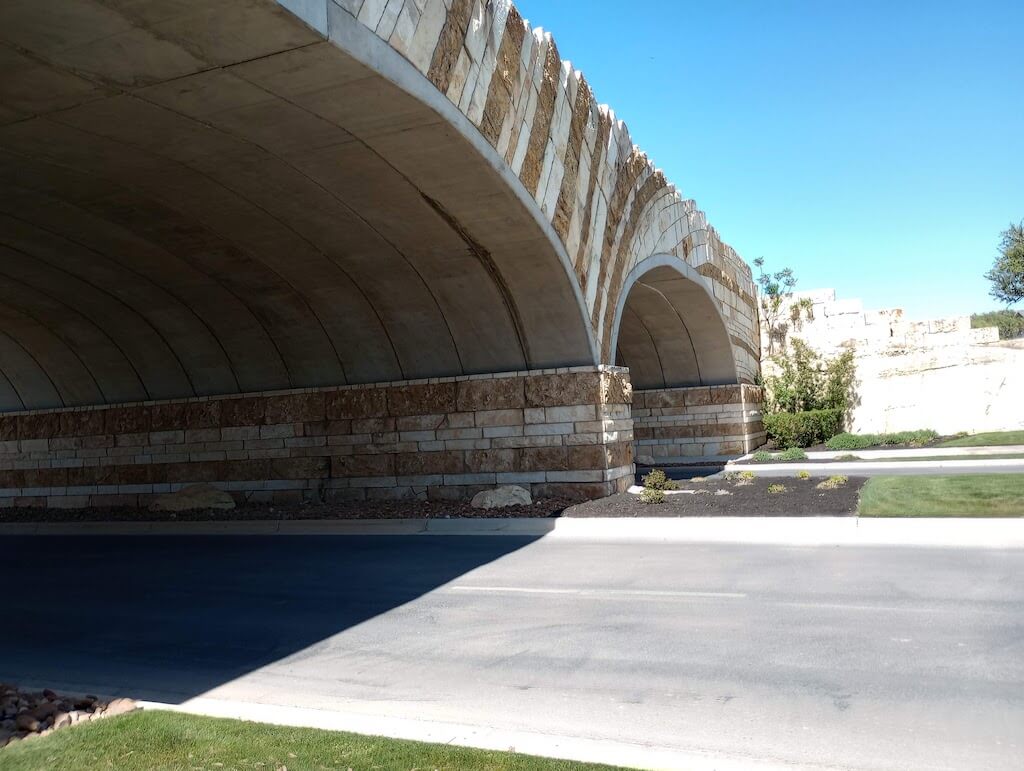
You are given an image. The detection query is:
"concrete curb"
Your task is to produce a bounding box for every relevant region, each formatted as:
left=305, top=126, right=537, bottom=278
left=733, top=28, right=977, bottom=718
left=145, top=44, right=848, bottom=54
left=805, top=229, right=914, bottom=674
left=733, top=445, right=1024, bottom=462
left=2, top=516, right=1023, bottom=547
left=727, top=458, right=1024, bottom=474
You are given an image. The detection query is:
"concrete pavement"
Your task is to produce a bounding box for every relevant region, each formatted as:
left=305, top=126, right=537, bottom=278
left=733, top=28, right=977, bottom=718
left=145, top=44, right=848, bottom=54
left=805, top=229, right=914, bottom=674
left=734, top=446, right=1024, bottom=461
left=2, top=534, right=1022, bottom=770
left=5, top=516, right=1024, bottom=547
left=653, top=460, right=1024, bottom=479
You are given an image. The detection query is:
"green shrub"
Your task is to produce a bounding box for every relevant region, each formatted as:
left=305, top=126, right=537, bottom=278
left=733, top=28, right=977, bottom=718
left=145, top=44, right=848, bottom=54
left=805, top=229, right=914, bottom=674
left=764, top=408, right=843, bottom=448
left=972, top=309, right=1024, bottom=340
left=825, top=432, right=873, bottom=450
left=778, top=447, right=808, bottom=461
left=767, top=483, right=787, bottom=494
left=878, top=429, right=938, bottom=447
left=765, top=339, right=857, bottom=415
left=825, top=429, right=938, bottom=450
left=835, top=454, right=861, bottom=461
left=797, top=470, right=811, bottom=480
left=721, top=471, right=740, bottom=481
left=751, top=450, right=775, bottom=463
left=738, top=470, right=756, bottom=481
left=816, top=475, right=849, bottom=490
left=641, top=468, right=678, bottom=491
left=639, top=488, right=665, bottom=505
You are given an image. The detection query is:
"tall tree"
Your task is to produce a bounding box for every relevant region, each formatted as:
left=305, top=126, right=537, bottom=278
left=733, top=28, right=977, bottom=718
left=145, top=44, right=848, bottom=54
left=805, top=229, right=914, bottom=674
left=753, top=258, right=812, bottom=355
left=985, top=221, right=1024, bottom=306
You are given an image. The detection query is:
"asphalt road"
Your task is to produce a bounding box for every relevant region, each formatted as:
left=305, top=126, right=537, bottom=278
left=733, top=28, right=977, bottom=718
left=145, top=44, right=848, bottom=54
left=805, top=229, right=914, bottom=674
left=3, top=535, right=1022, bottom=770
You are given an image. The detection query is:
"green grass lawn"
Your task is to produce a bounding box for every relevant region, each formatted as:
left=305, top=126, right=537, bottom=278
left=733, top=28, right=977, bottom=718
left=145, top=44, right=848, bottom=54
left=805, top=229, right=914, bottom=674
left=0, top=710, right=627, bottom=771
left=938, top=430, right=1024, bottom=447
left=859, top=474, right=1024, bottom=517
left=866, top=453, right=1024, bottom=462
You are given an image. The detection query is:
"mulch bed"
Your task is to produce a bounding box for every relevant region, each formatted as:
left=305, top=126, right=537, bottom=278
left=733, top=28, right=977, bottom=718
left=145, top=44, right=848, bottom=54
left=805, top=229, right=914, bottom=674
left=0, top=497, right=573, bottom=523
left=0, top=478, right=866, bottom=521
left=563, top=477, right=865, bottom=517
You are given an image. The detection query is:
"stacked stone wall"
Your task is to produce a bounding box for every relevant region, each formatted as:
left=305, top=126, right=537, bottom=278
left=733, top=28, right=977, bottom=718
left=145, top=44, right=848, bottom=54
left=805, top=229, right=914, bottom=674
left=0, top=367, right=633, bottom=508
left=632, top=384, right=765, bottom=464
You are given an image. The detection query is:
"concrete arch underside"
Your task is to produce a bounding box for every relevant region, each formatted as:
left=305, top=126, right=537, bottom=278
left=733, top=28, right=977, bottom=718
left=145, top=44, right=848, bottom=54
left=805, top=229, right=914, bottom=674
left=0, top=0, right=596, bottom=411
left=0, top=0, right=765, bottom=505
left=612, top=259, right=738, bottom=391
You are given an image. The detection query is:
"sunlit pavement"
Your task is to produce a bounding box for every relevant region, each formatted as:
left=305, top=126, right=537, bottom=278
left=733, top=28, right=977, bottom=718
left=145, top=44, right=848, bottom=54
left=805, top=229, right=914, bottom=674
left=4, top=534, right=1022, bottom=770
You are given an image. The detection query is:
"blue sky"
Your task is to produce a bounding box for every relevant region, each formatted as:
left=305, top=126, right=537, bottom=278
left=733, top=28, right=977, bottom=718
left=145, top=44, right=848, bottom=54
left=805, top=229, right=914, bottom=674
left=513, top=0, right=1023, bottom=318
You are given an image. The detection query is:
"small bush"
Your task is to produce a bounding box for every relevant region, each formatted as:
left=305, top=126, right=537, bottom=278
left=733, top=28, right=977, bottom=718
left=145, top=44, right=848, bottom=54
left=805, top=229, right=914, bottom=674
left=825, top=432, right=872, bottom=450
left=639, top=488, right=665, bottom=505
left=797, top=470, right=811, bottom=480
left=764, top=408, right=843, bottom=448
left=739, top=471, right=756, bottom=481
left=721, top=471, right=740, bottom=481
left=972, top=309, right=1024, bottom=340
left=778, top=447, right=808, bottom=461
left=641, top=468, right=678, bottom=491
left=825, top=429, right=938, bottom=450
left=878, top=429, right=938, bottom=447
left=835, top=454, right=861, bottom=461
left=816, top=475, right=849, bottom=490
left=767, top=483, right=787, bottom=494
left=752, top=450, right=775, bottom=463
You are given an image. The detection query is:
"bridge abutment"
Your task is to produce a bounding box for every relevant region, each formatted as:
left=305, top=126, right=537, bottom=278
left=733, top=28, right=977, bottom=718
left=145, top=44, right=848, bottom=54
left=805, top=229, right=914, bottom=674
left=632, top=385, right=766, bottom=466
left=0, top=367, right=635, bottom=508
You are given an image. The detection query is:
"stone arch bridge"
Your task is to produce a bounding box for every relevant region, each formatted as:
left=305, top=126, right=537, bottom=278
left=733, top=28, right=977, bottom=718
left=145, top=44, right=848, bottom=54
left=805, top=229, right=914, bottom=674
left=0, top=0, right=763, bottom=506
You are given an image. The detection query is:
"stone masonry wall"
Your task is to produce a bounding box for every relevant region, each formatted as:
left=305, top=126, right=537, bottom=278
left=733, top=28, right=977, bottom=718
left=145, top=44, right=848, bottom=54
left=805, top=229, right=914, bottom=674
left=0, top=367, right=634, bottom=509
left=632, top=384, right=765, bottom=465
left=303, top=0, right=761, bottom=382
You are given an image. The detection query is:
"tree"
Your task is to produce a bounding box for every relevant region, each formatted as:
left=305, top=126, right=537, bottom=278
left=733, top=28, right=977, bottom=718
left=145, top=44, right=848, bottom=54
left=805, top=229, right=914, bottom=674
left=753, top=258, right=812, bottom=355
left=985, top=221, right=1024, bottom=306
left=971, top=309, right=1024, bottom=340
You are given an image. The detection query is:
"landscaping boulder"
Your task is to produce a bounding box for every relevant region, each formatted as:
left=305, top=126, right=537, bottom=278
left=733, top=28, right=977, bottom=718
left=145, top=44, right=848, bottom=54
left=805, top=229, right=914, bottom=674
left=101, top=698, right=137, bottom=718
left=149, top=483, right=234, bottom=512
left=470, top=485, right=532, bottom=509
left=0, top=686, right=139, bottom=747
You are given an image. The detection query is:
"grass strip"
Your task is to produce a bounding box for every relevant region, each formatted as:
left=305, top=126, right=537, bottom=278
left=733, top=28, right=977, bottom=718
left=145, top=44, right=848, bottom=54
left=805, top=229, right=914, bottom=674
left=858, top=474, right=1024, bottom=517
left=0, top=710, right=627, bottom=771
left=938, top=430, right=1024, bottom=448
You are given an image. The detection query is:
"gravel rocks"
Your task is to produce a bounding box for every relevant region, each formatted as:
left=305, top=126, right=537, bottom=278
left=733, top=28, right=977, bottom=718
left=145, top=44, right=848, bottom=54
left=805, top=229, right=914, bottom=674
left=0, top=683, right=137, bottom=748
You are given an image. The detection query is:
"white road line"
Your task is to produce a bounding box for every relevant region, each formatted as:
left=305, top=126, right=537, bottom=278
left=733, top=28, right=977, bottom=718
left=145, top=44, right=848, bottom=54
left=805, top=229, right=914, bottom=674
left=446, top=585, right=747, bottom=599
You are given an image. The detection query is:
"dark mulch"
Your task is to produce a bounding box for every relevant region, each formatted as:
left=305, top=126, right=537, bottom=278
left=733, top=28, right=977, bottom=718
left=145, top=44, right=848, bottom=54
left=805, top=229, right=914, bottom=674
left=0, top=497, right=573, bottom=523
left=563, top=477, right=866, bottom=517
left=0, top=478, right=865, bottom=521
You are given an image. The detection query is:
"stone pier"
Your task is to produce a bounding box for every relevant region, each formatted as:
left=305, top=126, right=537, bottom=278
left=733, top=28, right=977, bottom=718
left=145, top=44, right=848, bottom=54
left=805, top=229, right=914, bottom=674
left=632, top=385, right=765, bottom=465
left=0, top=367, right=634, bottom=508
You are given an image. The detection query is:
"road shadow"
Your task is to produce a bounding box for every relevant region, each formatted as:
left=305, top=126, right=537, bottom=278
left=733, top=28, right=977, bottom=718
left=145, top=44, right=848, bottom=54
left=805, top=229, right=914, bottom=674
left=0, top=534, right=539, bottom=703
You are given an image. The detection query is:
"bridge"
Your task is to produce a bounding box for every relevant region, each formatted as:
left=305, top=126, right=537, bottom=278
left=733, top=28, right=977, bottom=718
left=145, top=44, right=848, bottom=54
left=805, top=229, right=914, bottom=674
left=0, top=0, right=763, bottom=506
